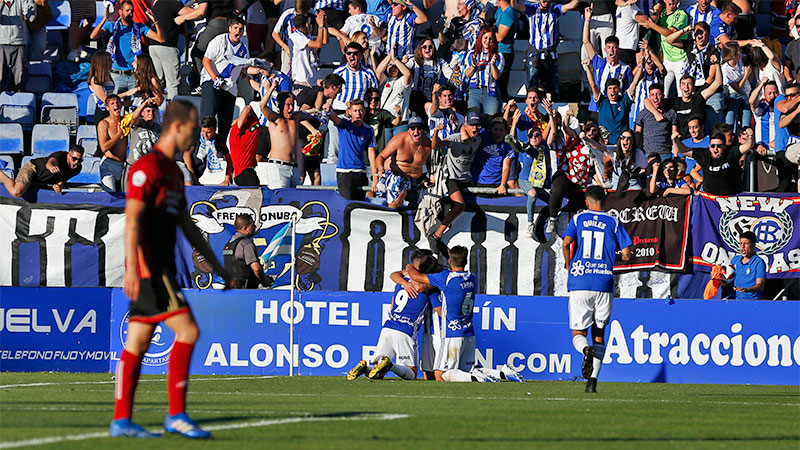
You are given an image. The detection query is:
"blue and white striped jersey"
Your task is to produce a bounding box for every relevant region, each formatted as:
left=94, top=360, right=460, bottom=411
left=524, top=3, right=564, bottom=59
left=754, top=100, right=776, bottom=147
left=383, top=280, right=439, bottom=340
left=466, top=51, right=505, bottom=97
left=630, top=69, right=663, bottom=129
left=385, top=10, right=417, bottom=56
left=332, top=64, right=378, bottom=110
left=428, top=269, right=476, bottom=338
left=589, top=54, right=633, bottom=112
left=315, top=0, right=344, bottom=11
left=685, top=4, right=718, bottom=25
left=258, top=72, right=293, bottom=126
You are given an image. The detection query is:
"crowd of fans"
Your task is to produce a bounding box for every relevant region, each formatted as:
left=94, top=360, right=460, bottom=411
left=1, top=0, right=800, bottom=241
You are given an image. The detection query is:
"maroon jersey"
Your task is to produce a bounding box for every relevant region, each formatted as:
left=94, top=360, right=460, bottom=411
left=126, top=148, right=186, bottom=279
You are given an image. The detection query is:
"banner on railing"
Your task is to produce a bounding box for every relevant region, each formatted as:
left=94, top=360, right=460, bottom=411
left=691, top=192, right=800, bottom=278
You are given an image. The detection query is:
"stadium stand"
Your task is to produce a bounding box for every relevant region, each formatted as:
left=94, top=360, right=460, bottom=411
left=0, top=155, right=15, bottom=178
left=77, top=125, right=99, bottom=157
left=46, top=1, right=71, bottom=31
left=31, top=124, right=70, bottom=157
left=41, top=93, right=80, bottom=135
left=0, top=92, right=36, bottom=132
left=26, top=62, right=53, bottom=99
left=0, top=124, right=24, bottom=156
left=69, top=156, right=103, bottom=185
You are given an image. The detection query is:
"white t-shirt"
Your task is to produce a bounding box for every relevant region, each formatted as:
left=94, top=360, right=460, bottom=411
left=759, top=62, right=786, bottom=93
left=340, top=13, right=383, bottom=48
left=721, top=60, right=751, bottom=97
left=380, top=75, right=411, bottom=121
left=200, top=33, right=250, bottom=96
left=615, top=4, right=641, bottom=51
left=289, top=30, right=319, bottom=85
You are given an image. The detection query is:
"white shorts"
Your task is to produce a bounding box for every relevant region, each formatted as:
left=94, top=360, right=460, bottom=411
left=266, top=161, right=300, bottom=189
left=435, top=335, right=475, bottom=372
left=420, top=329, right=441, bottom=372
left=568, top=290, right=613, bottom=330
left=373, top=328, right=417, bottom=367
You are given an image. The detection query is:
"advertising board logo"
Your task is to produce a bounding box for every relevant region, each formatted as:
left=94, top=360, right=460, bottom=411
left=719, top=211, right=792, bottom=255
left=119, top=312, right=174, bottom=366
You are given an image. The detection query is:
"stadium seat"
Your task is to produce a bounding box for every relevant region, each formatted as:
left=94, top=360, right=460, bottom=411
left=0, top=123, right=24, bottom=155
left=86, top=95, right=97, bottom=124
left=173, top=95, right=203, bottom=123
left=41, top=92, right=80, bottom=135
left=559, top=11, right=583, bottom=41
left=320, top=41, right=341, bottom=66
left=47, top=0, right=71, bottom=31
left=77, top=125, right=99, bottom=156
left=0, top=155, right=15, bottom=178
left=320, top=163, right=336, bottom=186
left=69, top=156, right=102, bottom=184
left=31, top=124, right=70, bottom=157
left=93, top=1, right=110, bottom=27
left=0, top=92, right=36, bottom=131
left=508, top=70, right=528, bottom=98
left=26, top=62, right=53, bottom=98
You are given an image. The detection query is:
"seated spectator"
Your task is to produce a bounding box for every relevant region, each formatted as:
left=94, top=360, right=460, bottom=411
left=636, top=83, right=678, bottom=160
left=465, top=27, right=504, bottom=115
left=648, top=158, right=691, bottom=197
left=184, top=116, right=233, bottom=186
left=725, top=231, right=766, bottom=300
left=472, top=116, right=513, bottom=194
left=0, top=145, right=84, bottom=197
left=331, top=99, right=377, bottom=201
left=429, top=112, right=482, bottom=240
left=673, top=129, right=754, bottom=196
left=0, top=0, right=35, bottom=92
left=584, top=63, right=635, bottom=145
left=375, top=116, right=434, bottom=208
left=611, top=129, right=647, bottom=191
left=721, top=41, right=753, bottom=133
left=90, top=1, right=165, bottom=95
left=97, top=95, right=128, bottom=192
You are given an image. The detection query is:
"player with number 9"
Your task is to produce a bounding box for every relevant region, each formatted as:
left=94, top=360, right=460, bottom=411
left=562, top=185, right=632, bottom=393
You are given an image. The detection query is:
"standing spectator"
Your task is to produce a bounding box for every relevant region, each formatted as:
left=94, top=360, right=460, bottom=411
left=316, top=0, right=346, bottom=28
left=784, top=18, right=800, bottom=82
left=176, top=0, right=237, bottom=75
left=465, top=27, right=504, bottom=115
left=150, top=0, right=183, bottom=101
left=513, top=0, right=580, bottom=99
left=90, top=1, right=164, bottom=95
left=503, top=89, right=548, bottom=145
left=200, top=16, right=259, bottom=153
left=667, top=22, right=724, bottom=134
left=89, top=51, right=116, bottom=133
left=685, top=0, right=718, bottom=26
left=636, top=83, right=678, bottom=160
left=511, top=115, right=550, bottom=237
left=750, top=79, right=780, bottom=150
left=407, top=39, right=449, bottom=119
left=438, top=0, right=481, bottom=62
left=643, top=0, right=689, bottom=98
left=583, top=6, right=632, bottom=112
left=721, top=41, right=753, bottom=133
left=384, top=0, right=427, bottom=57
left=375, top=50, right=411, bottom=144
left=366, top=88, right=400, bottom=153
left=0, top=145, right=84, bottom=197
left=726, top=231, right=766, bottom=300
left=290, top=12, right=328, bottom=98
left=329, top=42, right=379, bottom=162
left=584, top=62, right=636, bottom=145
left=67, top=0, right=96, bottom=61
left=472, top=117, right=513, bottom=193
left=673, top=129, right=754, bottom=196
left=184, top=116, right=233, bottom=186
left=331, top=99, right=377, bottom=200
left=774, top=83, right=800, bottom=155
left=582, top=1, right=615, bottom=60
left=98, top=95, right=128, bottom=192
left=272, top=0, right=315, bottom=74
left=629, top=43, right=666, bottom=129
left=614, top=0, right=647, bottom=67
left=229, top=103, right=263, bottom=186
left=750, top=40, right=786, bottom=93
left=493, top=0, right=517, bottom=103
left=329, top=0, right=384, bottom=54
left=0, top=0, right=35, bottom=92
left=709, top=1, right=741, bottom=46
left=127, top=98, right=162, bottom=170
left=673, top=73, right=721, bottom=139
left=426, top=84, right=464, bottom=141
left=128, top=54, right=164, bottom=107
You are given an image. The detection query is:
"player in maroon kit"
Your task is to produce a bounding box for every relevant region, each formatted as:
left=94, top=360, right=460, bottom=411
left=111, top=100, right=232, bottom=439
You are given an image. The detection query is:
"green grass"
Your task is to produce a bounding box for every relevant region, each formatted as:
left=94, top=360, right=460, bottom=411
left=0, top=373, right=798, bottom=449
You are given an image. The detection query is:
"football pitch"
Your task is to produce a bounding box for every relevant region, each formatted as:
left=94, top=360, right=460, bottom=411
left=0, top=373, right=798, bottom=449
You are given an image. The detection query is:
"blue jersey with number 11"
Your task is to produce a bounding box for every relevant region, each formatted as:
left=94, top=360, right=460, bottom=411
left=564, top=210, right=632, bottom=293
left=428, top=269, right=476, bottom=338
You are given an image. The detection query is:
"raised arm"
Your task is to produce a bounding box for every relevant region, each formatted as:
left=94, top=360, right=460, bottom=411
left=143, top=8, right=165, bottom=43
left=582, top=58, right=601, bottom=102
left=307, top=11, right=328, bottom=49
left=90, top=3, right=112, bottom=40
left=375, top=52, right=393, bottom=83
left=411, top=3, right=428, bottom=24
left=749, top=77, right=767, bottom=112
left=672, top=130, right=694, bottom=157
left=259, top=78, right=280, bottom=123
left=666, top=24, right=691, bottom=48
left=582, top=5, right=597, bottom=61
left=175, top=2, right=207, bottom=25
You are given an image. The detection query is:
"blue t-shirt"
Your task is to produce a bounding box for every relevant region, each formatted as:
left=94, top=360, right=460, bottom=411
left=336, top=119, right=375, bottom=171
left=597, top=93, right=633, bottom=145
left=428, top=269, right=476, bottom=338
left=383, top=280, right=437, bottom=339
left=708, top=15, right=730, bottom=46
left=473, top=133, right=513, bottom=184
left=564, top=210, right=633, bottom=293
left=731, top=254, right=767, bottom=300
left=774, top=94, right=790, bottom=151
left=494, top=4, right=517, bottom=54
left=102, top=21, right=153, bottom=70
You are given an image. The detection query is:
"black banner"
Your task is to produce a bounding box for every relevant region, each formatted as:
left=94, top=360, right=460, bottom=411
left=605, top=192, right=692, bottom=272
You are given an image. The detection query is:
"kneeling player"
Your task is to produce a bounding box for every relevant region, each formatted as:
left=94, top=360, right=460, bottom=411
left=406, top=246, right=523, bottom=383
left=347, top=250, right=439, bottom=380
left=562, top=186, right=632, bottom=393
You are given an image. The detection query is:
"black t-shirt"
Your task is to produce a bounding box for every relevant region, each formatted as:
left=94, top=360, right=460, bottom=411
left=31, top=151, right=81, bottom=185
left=200, top=0, right=237, bottom=20
left=693, top=145, right=743, bottom=196
left=366, top=109, right=396, bottom=151
left=672, top=93, right=706, bottom=139
left=590, top=0, right=615, bottom=16
left=152, top=0, right=184, bottom=48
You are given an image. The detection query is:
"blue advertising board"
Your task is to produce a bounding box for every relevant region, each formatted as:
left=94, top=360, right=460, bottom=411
left=0, top=288, right=113, bottom=372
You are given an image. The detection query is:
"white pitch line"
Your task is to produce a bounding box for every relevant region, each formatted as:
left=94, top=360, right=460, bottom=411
left=0, top=406, right=312, bottom=416
left=0, top=375, right=275, bottom=389
left=0, top=413, right=409, bottom=449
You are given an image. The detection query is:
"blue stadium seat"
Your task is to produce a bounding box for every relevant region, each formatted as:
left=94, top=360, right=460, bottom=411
left=93, top=1, right=109, bottom=28
left=320, top=163, right=336, bottom=186
left=0, top=92, right=36, bottom=131
left=0, top=155, right=15, bottom=178
left=86, top=94, right=97, bottom=124
left=0, top=123, right=24, bottom=155
left=70, top=156, right=102, bottom=185
left=41, top=92, right=80, bottom=134
left=77, top=125, right=98, bottom=156
left=47, top=1, right=71, bottom=31
left=173, top=95, right=203, bottom=123
left=31, top=124, right=70, bottom=157
left=26, top=62, right=53, bottom=98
